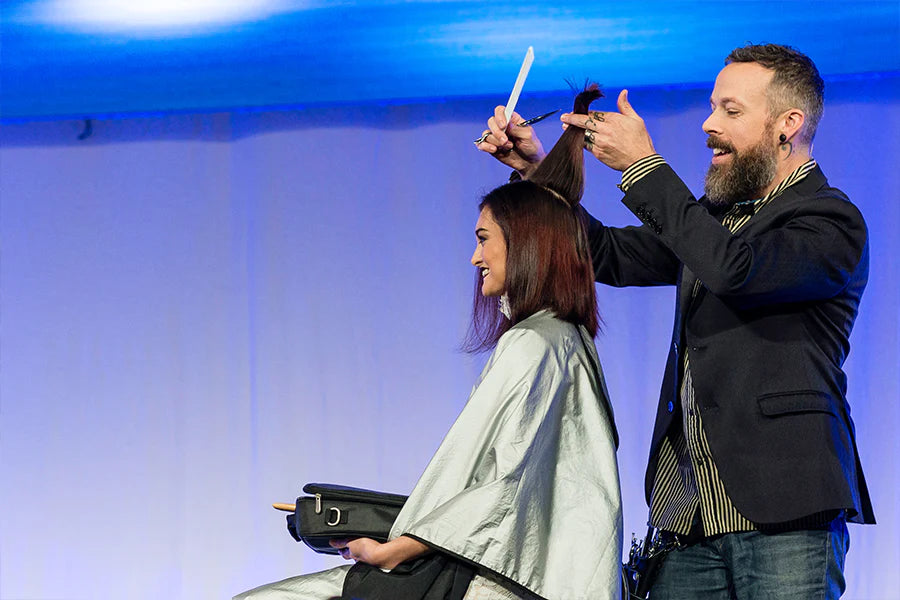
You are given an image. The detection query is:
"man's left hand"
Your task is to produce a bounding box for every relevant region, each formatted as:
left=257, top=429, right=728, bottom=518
left=561, top=89, right=656, bottom=171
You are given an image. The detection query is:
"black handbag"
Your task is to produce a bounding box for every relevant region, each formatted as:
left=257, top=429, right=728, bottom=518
left=285, top=483, right=409, bottom=554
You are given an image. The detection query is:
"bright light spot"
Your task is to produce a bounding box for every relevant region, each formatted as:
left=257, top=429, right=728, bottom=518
left=34, top=0, right=299, bottom=34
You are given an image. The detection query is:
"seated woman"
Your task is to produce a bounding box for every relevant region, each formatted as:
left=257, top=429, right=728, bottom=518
left=235, top=86, right=622, bottom=600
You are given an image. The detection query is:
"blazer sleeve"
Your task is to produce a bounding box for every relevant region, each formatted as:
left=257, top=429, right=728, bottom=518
left=621, top=164, right=868, bottom=309
left=580, top=206, right=680, bottom=287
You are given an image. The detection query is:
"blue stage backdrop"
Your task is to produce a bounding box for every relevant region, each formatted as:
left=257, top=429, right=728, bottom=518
left=2, top=1, right=898, bottom=119
left=1, top=77, right=898, bottom=598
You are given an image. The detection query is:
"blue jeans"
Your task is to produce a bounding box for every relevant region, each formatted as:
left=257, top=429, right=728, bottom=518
left=649, top=519, right=849, bottom=599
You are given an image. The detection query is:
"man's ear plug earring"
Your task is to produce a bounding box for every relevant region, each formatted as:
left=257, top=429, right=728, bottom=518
left=779, top=133, right=787, bottom=143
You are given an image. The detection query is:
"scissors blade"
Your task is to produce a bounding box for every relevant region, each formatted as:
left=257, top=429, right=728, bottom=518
left=504, top=46, right=534, bottom=123
left=518, top=109, right=560, bottom=127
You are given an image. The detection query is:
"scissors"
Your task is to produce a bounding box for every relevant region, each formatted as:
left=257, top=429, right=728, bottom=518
left=473, top=109, right=561, bottom=146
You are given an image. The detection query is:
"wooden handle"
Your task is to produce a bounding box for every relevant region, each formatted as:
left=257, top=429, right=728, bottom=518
left=272, top=502, right=296, bottom=512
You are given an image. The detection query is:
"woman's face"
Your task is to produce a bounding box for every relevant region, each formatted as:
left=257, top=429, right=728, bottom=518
left=470, top=207, right=507, bottom=297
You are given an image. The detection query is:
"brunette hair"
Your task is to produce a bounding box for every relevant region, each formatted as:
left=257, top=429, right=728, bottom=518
left=464, top=86, right=602, bottom=353
left=726, top=43, right=824, bottom=144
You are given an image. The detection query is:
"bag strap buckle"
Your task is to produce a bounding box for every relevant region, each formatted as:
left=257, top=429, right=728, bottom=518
left=326, top=507, right=342, bottom=527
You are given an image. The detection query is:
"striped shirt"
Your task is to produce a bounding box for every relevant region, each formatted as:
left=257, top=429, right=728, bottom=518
left=621, top=155, right=819, bottom=536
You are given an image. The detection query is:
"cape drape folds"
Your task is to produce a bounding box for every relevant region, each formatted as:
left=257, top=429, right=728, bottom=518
left=390, top=311, right=622, bottom=600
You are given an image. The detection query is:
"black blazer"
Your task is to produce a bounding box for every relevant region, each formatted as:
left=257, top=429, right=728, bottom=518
left=585, top=163, right=875, bottom=525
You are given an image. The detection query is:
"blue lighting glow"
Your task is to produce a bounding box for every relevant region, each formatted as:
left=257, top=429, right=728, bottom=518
left=1, top=1, right=898, bottom=120
left=20, top=0, right=298, bottom=34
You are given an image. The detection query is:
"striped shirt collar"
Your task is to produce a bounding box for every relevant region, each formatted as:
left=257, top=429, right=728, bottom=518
left=729, top=159, right=818, bottom=217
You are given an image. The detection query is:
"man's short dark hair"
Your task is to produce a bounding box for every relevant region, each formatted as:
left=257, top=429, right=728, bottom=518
left=727, top=43, right=824, bottom=144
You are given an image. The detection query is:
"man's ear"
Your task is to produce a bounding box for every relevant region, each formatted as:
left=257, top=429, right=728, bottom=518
left=779, top=108, right=806, bottom=143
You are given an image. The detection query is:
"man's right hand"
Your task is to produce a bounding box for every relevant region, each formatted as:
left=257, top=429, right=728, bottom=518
left=475, top=105, right=546, bottom=178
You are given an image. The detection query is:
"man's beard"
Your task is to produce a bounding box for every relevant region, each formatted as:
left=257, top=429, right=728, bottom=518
left=704, top=128, right=778, bottom=207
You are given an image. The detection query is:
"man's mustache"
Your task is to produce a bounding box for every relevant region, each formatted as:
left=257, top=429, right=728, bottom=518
left=706, top=136, right=735, bottom=154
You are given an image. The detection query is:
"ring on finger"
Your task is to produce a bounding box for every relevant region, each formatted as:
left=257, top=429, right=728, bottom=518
left=474, top=130, right=491, bottom=145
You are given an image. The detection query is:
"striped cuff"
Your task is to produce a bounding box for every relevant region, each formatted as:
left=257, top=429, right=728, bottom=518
left=618, top=154, right=667, bottom=192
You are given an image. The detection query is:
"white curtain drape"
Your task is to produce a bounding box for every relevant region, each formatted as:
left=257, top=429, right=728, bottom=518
left=1, top=76, right=897, bottom=599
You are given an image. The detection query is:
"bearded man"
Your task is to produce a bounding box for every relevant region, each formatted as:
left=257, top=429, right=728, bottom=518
left=478, top=43, right=873, bottom=598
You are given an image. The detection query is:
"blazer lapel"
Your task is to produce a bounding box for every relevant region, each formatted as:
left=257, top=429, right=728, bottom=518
left=679, top=265, right=698, bottom=321
left=684, top=167, right=828, bottom=309
left=730, top=165, right=829, bottom=237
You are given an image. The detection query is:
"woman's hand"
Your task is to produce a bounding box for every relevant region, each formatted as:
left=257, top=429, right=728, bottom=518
left=329, top=536, right=430, bottom=570
left=329, top=537, right=385, bottom=566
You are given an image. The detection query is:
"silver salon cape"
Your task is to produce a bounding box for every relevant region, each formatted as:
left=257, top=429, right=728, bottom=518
left=391, top=310, right=622, bottom=600
left=234, top=310, right=622, bottom=600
